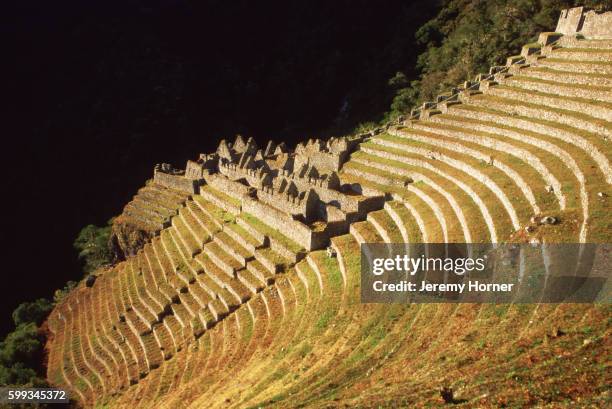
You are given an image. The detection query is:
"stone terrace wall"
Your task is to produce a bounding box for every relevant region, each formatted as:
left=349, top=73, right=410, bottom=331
left=242, top=197, right=327, bottom=250
left=153, top=170, right=197, bottom=194
left=204, top=173, right=251, bottom=199
left=556, top=7, right=612, bottom=39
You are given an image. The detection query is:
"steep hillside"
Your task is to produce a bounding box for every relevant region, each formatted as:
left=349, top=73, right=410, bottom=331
left=44, top=7, right=611, bottom=408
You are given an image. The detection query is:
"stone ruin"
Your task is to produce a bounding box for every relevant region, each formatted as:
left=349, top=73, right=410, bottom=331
left=556, top=6, right=612, bottom=39
left=153, top=162, right=198, bottom=193
left=153, top=134, right=385, bottom=251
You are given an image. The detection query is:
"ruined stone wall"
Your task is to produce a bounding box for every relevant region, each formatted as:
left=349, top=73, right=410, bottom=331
left=284, top=176, right=360, bottom=213
left=323, top=219, right=349, bottom=238
left=219, top=162, right=271, bottom=188
left=556, top=7, right=612, bottom=39
left=153, top=170, right=197, bottom=194
left=204, top=173, right=251, bottom=200
left=258, top=188, right=303, bottom=217
left=242, top=197, right=325, bottom=250
left=356, top=195, right=386, bottom=217
left=185, top=160, right=206, bottom=179
left=580, top=9, right=612, bottom=39
left=296, top=153, right=343, bottom=173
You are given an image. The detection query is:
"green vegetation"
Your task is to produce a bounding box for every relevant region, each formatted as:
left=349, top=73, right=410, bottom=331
left=73, top=219, right=113, bottom=273
left=1, top=216, right=112, bottom=390
left=0, top=300, right=53, bottom=387
left=53, top=281, right=77, bottom=304
left=12, top=299, right=53, bottom=328
left=385, top=0, right=611, bottom=120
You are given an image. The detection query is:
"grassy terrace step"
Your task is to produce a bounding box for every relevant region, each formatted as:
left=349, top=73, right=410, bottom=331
left=126, top=263, right=161, bottom=325
left=254, top=247, right=290, bottom=274
left=246, top=259, right=276, bottom=284
left=158, top=230, right=183, bottom=270
left=408, top=120, right=564, bottom=210
left=340, top=173, right=446, bottom=243
left=349, top=220, right=384, bottom=244
left=199, top=184, right=241, bottom=215
left=560, top=38, right=612, bottom=49
left=130, top=195, right=176, bottom=217
left=152, top=322, right=175, bottom=360
left=165, top=231, right=200, bottom=286
left=425, top=113, right=607, bottom=240
left=537, top=57, right=612, bottom=74
left=178, top=205, right=209, bottom=244
left=133, top=256, right=166, bottom=312
left=238, top=212, right=304, bottom=258
left=136, top=190, right=180, bottom=213
left=261, top=250, right=349, bottom=405
left=170, top=217, right=200, bottom=257
left=170, top=302, right=194, bottom=329
left=447, top=102, right=612, bottom=179
left=213, top=230, right=254, bottom=266
left=467, top=92, right=612, bottom=140
left=140, top=332, right=164, bottom=370
left=163, top=315, right=186, bottom=351
left=72, top=303, right=106, bottom=397
left=64, top=308, right=96, bottom=402
left=117, top=270, right=155, bottom=332
left=116, top=319, right=149, bottom=379
left=121, top=206, right=164, bottom=229
left=135, top=254, right=170, bottom=315
left=135, top=189, right=186, bottom=213
left=348, top=148, right=503, bottom=242
left=186, top=199, right=222, bottom=235
left=503, top=74, right=612, bottom=103
left=391, top=126, right=548, bottom=213
left=366, top=209, right=404, bottom=243
left=203, top=240, right=242, bottom=277
left=237, top=269, right=266, bottom=293
left=187, top=279, right=214, bottom=308
left=225, top=275, right=253, bottom=304
left=79, top=293, right=115, bottom=390
left=207, top=297, right=229, bottom=320
left=223, top=221, right=265, bottom=252
left=143, top=243, right=168, bottom=285
left=145, top=182, right=189, bottom=202
left=194, top=254, right=242, bottom=309
left=548, top=47, right=612, bottom=62
left=344, top=162, right=455, bottom=244
left=94, top=279, right=128, bottom=370
left=428, top=114, right=584, bottom=206
left=178, top=290, right=202, bottom=319
left=371, top=133, right=526, bottom=228
left=103, top=296, right=139, bottom=385
left=125, top=200, right=167, bottom=222
left=294, top=259, right=322, bottom=298
left=518, top=66, right=612, bottom=86
left=486, top=83, right=612, bottom=122
left=383, top=200, right=423, bottom=243
left=444, top=102, right=608, bottom=242
left=194, top=253, right=229, bottom=293
left=192, top=194, right=234, bottom=228
left=196, top=248, right=251, bottom=303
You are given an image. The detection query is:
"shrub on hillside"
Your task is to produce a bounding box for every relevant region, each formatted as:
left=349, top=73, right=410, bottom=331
left=73, top=219, right=113, bottom=273
left=389, top=0, right=612, bottom=114
left=12, top=299, right=53, bottom=327
left=0, top=323, right=47, bottom=386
